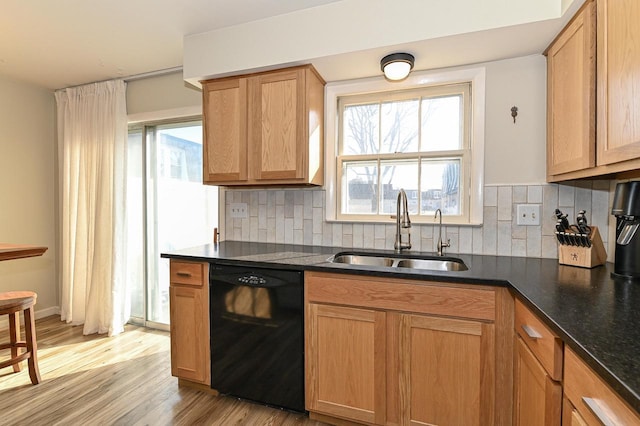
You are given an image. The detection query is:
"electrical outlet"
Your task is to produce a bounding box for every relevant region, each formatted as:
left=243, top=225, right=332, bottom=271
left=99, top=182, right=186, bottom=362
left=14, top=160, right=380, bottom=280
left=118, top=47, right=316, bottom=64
left=230, top=203, right=248, bottom=219
left=516, top=204, right=541, bottom=226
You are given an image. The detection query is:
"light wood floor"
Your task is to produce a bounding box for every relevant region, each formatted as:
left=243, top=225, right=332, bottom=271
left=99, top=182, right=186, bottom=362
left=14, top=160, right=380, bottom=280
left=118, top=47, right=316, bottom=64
left=0, top=316, right=328, bottom=426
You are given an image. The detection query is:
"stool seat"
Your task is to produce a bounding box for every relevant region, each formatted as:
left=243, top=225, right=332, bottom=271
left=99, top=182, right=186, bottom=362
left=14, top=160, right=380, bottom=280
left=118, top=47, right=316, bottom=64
left=0, top=291, right=40, bottom=384
left=0, top=291, right=37, bottom=312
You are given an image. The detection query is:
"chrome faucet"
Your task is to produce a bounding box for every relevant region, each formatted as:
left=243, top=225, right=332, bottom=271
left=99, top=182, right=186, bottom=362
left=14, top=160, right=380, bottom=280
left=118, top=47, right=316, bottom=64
left=434, top=208, right=450, bottom=256
left=394, top=189, right=412, bottom=253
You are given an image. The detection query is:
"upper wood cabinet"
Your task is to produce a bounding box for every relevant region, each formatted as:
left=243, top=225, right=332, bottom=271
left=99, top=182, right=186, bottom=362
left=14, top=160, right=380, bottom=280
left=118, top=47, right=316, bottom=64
left=596, top=0, right=640, bottom=166
left=546, top=0, right=640, bottom=181
left=546, top=0, right=596, bottom=178
left=202, top=65, right=325, bottom=186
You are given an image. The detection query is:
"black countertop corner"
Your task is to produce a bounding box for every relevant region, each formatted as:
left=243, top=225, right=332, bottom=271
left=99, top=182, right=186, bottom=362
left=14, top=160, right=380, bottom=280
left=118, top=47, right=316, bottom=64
left=162, top=241, right=640, bottom=414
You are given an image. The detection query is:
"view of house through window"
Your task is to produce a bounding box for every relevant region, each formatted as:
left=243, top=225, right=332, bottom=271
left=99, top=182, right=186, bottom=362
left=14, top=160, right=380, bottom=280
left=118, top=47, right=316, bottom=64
left=127, top=120, right=218, bottom=326
left=337, top=82, right=470, bottom=222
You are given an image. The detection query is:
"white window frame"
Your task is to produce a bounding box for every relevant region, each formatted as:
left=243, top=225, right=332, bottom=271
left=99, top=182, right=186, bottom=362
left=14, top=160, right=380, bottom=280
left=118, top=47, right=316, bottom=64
left=325, top=67, right=485, bottom=225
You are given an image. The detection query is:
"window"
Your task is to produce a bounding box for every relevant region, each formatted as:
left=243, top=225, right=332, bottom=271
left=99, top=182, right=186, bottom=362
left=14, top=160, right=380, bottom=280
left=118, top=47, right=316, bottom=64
left=326, top=67, right=485, bottom=224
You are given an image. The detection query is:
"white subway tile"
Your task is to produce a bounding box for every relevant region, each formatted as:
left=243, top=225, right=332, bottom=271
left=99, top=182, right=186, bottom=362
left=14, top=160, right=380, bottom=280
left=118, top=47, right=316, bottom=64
left=558, top=184, right=575, bottom=207
left=512, top=239, right=526, bottom=257
left=541, top=235, right=558, bottom=259
left=513, top=186, right=527, bottom=203
left=484, top=186, right=497, bottom=207
left=528, top=186, right=543, bottom=204
left=458, top=226, right=473, bottom=254
left=526, top=226, right=542, bottom=257
left=497, top=221, right=512, bottom=256
left=498, top=186, right=512, bottom=221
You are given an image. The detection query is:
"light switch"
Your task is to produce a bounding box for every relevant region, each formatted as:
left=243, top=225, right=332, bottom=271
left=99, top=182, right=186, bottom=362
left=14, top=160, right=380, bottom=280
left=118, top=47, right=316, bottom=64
left=516, top=204, right=540, bottom=226
left=230, top=203, right=248, bottom=219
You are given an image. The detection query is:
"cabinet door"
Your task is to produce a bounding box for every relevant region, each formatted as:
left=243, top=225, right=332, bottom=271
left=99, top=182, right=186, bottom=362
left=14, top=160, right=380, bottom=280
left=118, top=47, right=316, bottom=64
left=562, top=397, right=588, bottom=426
left=514, top=337, right=562, bottom=426
left=202, top=78, right=248, bottom=183
left=170, top=285, right=209, bottom=384
left=400, top=313, right=495, bottom=426
left=597, top=0, right=640, bottom=166
left=546, top=1, right=596, bottom=177
left=250, top=69, right=306, bottom=181
left=306, top=303, right=386, bottom=425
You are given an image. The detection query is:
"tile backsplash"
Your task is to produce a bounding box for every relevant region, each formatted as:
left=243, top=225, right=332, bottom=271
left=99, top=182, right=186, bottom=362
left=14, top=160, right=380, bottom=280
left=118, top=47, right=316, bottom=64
left=224, top=181, right=612, bottom=260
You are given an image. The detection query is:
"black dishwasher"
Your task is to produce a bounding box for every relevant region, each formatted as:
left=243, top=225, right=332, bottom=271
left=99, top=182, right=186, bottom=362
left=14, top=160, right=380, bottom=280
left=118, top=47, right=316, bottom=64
left=209, top=263, right=304, bottom=412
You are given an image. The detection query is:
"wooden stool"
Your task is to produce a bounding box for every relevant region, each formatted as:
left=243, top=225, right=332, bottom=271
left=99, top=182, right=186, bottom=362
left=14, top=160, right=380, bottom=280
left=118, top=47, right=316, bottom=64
left=0, top=291, right=41, bottom=384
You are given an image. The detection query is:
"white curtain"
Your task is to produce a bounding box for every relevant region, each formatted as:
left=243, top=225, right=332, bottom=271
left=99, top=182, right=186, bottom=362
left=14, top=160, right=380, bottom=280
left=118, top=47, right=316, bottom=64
left=55, top=80, right=129, bottom=336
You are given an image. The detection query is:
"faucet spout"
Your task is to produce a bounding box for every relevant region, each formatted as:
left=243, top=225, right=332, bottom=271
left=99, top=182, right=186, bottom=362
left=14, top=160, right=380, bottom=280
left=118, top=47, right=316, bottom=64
left=394, top=189, right=412, bottom=253
left=434, top=208, right=450, bottom=256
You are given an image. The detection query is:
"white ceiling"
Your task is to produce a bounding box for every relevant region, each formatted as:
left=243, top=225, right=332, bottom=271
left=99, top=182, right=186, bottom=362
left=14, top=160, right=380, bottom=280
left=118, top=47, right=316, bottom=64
left=0, top=0, right=341, bottom=90
left=1, top=0, right=580, bottom=91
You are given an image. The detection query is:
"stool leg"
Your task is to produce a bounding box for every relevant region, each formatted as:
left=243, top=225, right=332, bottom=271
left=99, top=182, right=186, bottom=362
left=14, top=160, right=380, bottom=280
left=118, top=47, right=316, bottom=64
left=23, top=306, right=41, bottom=384
left=8, top=312, right=22, bottom=373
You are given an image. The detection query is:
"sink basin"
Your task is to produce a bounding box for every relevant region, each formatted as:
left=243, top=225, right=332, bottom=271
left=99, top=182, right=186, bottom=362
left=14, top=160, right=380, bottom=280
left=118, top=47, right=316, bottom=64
left=329, top=252, right=468, bottom=272
left=395, top=258, right=468, bottom=271
left=330, top=254, right=395, bottom=267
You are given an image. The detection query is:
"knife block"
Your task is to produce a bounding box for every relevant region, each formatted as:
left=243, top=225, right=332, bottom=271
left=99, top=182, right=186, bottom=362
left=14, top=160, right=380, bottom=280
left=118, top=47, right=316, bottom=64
left=558, top=226, right=606, bottom=268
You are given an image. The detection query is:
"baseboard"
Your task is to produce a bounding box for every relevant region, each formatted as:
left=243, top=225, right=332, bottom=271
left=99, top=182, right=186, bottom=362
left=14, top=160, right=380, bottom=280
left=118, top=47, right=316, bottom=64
left=0, top=305, right=60, bottom=331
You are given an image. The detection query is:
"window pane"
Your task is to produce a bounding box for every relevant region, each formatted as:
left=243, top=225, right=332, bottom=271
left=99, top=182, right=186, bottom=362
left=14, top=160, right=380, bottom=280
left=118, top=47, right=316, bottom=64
left=380, top=99, right=419, bottom=153
left=342, top=161, right=378, bottom=214
left=126, top=129, right=144, bottom=320
left=421, top=95, right=462, bottom=151
left=380, top=160, right=419, bottom=215
left=342, top=104, right=379, bottom=154
left=421, top=159, right=461, bottom=215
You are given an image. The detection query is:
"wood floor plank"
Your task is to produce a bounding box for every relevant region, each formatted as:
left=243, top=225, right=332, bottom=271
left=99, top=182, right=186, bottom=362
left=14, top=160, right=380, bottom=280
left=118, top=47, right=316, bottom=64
left=0, top=316, right=328, bottom=426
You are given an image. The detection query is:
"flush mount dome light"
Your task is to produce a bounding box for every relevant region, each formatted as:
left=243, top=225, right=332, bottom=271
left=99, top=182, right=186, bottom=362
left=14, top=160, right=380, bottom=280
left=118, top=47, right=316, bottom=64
left=380, top=52, right=415, bottom=81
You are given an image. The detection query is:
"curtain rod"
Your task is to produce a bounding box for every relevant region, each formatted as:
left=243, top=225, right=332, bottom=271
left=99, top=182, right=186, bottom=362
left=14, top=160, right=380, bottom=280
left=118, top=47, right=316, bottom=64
left=56, top=66, right=183, bottom=92
left=124, top=66, right=183, bottom=82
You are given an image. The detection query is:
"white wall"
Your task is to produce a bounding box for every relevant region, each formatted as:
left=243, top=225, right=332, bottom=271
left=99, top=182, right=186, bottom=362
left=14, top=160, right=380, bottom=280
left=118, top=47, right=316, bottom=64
left=126, top=71, right=201, bottom=116
left=0, top=75, right=57, bottom=314
left=484, top=55, right=547, bottom=185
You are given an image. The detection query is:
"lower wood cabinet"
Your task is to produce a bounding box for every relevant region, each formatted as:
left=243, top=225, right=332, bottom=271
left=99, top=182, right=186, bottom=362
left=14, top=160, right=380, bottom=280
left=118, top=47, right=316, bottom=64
left=306, top=304, right=386, bottom=424
left=169, top=260, right=210, bottom=386
left=305, top=271, right=514, bottom=426
left=513, top=299, right=563, bottom=426
left=398, top=313, right=495, bottom=425
left=514, top=337, right=562, bottom=426
left=563, top=346, right=640, bottom=426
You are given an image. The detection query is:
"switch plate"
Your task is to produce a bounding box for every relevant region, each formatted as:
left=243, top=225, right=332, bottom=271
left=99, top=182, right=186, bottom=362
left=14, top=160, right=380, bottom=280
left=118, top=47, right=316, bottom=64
left=516, top=204, right=541, bottom=226
left=230, top=203, right=248, bottom=219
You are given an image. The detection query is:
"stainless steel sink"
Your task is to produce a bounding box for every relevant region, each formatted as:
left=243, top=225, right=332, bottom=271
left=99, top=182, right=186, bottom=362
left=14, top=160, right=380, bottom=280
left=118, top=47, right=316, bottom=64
left=329, top=252, right=468, bottom=272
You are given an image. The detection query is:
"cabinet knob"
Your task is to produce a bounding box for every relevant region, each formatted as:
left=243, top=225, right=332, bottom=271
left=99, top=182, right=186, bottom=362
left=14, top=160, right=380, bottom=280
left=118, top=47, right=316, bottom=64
left=176, top=272, right=192, bottom=278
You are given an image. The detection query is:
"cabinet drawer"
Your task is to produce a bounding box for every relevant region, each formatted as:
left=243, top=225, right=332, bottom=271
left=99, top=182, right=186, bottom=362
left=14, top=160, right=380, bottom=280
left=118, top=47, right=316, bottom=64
left=515, top=298, right=563, bottom=381
left=305, top=271, right=496, bottom=321
left=170, top=261, right=205, bottom=287
left=564, top=347, right=640, bottom=425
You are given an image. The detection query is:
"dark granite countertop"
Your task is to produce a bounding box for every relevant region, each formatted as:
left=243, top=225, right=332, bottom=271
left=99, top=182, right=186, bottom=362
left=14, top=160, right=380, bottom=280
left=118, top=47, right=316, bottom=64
left=162, top=241, right=640, bottom=414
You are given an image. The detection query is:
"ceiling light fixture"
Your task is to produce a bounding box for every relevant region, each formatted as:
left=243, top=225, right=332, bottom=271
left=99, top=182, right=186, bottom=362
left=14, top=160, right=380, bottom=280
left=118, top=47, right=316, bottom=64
left=380, top=52, right=415, bottom=81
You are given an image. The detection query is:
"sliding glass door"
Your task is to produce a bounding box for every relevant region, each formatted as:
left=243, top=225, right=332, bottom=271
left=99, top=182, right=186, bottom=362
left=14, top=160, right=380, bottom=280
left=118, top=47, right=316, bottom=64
left=127, top=119, right=217, bottom=327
